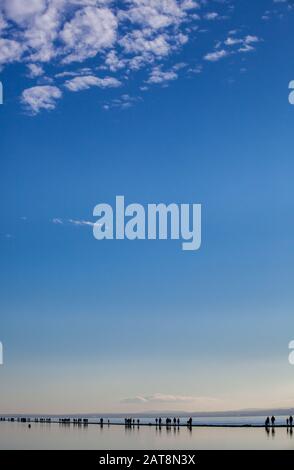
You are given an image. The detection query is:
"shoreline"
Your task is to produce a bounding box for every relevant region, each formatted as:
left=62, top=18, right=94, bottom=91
left=0, top=419, right=291, bottom=429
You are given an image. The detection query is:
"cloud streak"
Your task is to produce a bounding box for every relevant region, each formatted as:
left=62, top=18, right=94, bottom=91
left=52, top=218, right=94, bottom=227
left=121, top=393, right=219, bottom=404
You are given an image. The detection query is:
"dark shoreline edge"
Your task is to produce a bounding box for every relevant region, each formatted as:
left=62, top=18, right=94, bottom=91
left=0, top=420, right=289, bottom=429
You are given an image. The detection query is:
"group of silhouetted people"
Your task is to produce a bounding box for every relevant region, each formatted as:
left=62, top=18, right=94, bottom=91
left=124, top=417, right=193, bottom=427
left=125, top=418, right=140, bottom=426
left=164, top=417, right=181, bottom=426
left=265, top=416, right=276, bottom=427
left=265, top=415, right=294, bottom=428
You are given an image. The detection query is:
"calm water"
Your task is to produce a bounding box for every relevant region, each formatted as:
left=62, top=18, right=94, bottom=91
left=1, top=421, right=294, bottom=450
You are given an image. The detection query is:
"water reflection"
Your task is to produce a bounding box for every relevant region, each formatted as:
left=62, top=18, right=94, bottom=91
left=264, top=425, right=293, bottom=441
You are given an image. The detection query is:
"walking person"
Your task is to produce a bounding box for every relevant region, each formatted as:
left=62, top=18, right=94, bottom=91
left=271, top=416, right=275, bottom=427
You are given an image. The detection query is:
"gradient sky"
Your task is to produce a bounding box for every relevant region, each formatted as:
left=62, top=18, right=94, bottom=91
left=0, top=0, right=294, bottom=414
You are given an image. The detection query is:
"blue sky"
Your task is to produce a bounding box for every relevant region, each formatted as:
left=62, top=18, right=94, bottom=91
left=0, top=0, right=294, bottom=414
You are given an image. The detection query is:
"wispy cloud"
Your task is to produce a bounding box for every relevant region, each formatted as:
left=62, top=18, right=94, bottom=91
left=204, top=12, right=219, bottom=21
left=52, top=218, right=94, bottom=227
left=52, top=218, right=63, bottom=225
left=121, top=393, right=219, bottom=404
left=103, top=93, right=142, bottom=110
left=204, top=48, right=229, bottom=62
left=204, top=34, right=260, bottom=62
left=147, top=67, right=178, bottom=84
left=68, top=219, right=94, bottom=227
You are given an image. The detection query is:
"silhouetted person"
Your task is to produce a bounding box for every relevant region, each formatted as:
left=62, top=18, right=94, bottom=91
left=287, top=418, right=289, bottom=427
left=155, top=418, right=158, bottom=425
left=271, top=416, right=275, bottom=427
left=290, top=415, right=293, bottom=427
left=159, top=417, right=162, bottom=426
left=187, top=417, right=192, bottom=427
left=137, top=419, right=140, bottom=426
left=173, top=417, right=176, bottom=426
left=177, top=418, right=180, bottom=426
left=100, top=418, right=103, bottom=426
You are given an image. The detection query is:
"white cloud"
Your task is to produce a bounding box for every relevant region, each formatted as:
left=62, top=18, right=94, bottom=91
left=181, top=0, right=199, bottom=10
left=68, top=218, right=94, bottom=226
left=104, top=50, right=126, bottom=72
left=147, top=67, right=177, bottom=84
left=204, top=12, right=219, bottom=20
left=60, top=6, right=117, bottom=63
left=120, top=0, right=185, bottom=30
left=224, top=37, right=243, bottom=46
left=205, top=34, right=260, bottom=63
left=103, top=93, right=141, bottom=110
left=21, top=85, right=62, bottom=114
left=52, top=217, right=95, bottom=226
left=119, top=30, right=171, bottom=57
left=121, top=393, right=218, bottom=404
left=0, top=0, right=266, bottom=112
left=244, top=34, right=259, bottom=44
left=204, top=48, right=229, bottom=62
left=27, top=63, right=44, bottom=78
left=55, top=67, right=92, bottom=78
left=64, top=74, right=121, bottom=91
left=24, top=1, right=63, bottom=63
left=0, top=38, right=23, bottom=65
left=238, top=44, right=254, bottom=53
left=4, top=0, right=47, bottom=25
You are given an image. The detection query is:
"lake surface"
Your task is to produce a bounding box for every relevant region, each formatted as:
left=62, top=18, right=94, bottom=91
left=1, top=421, right=294, bottom=450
